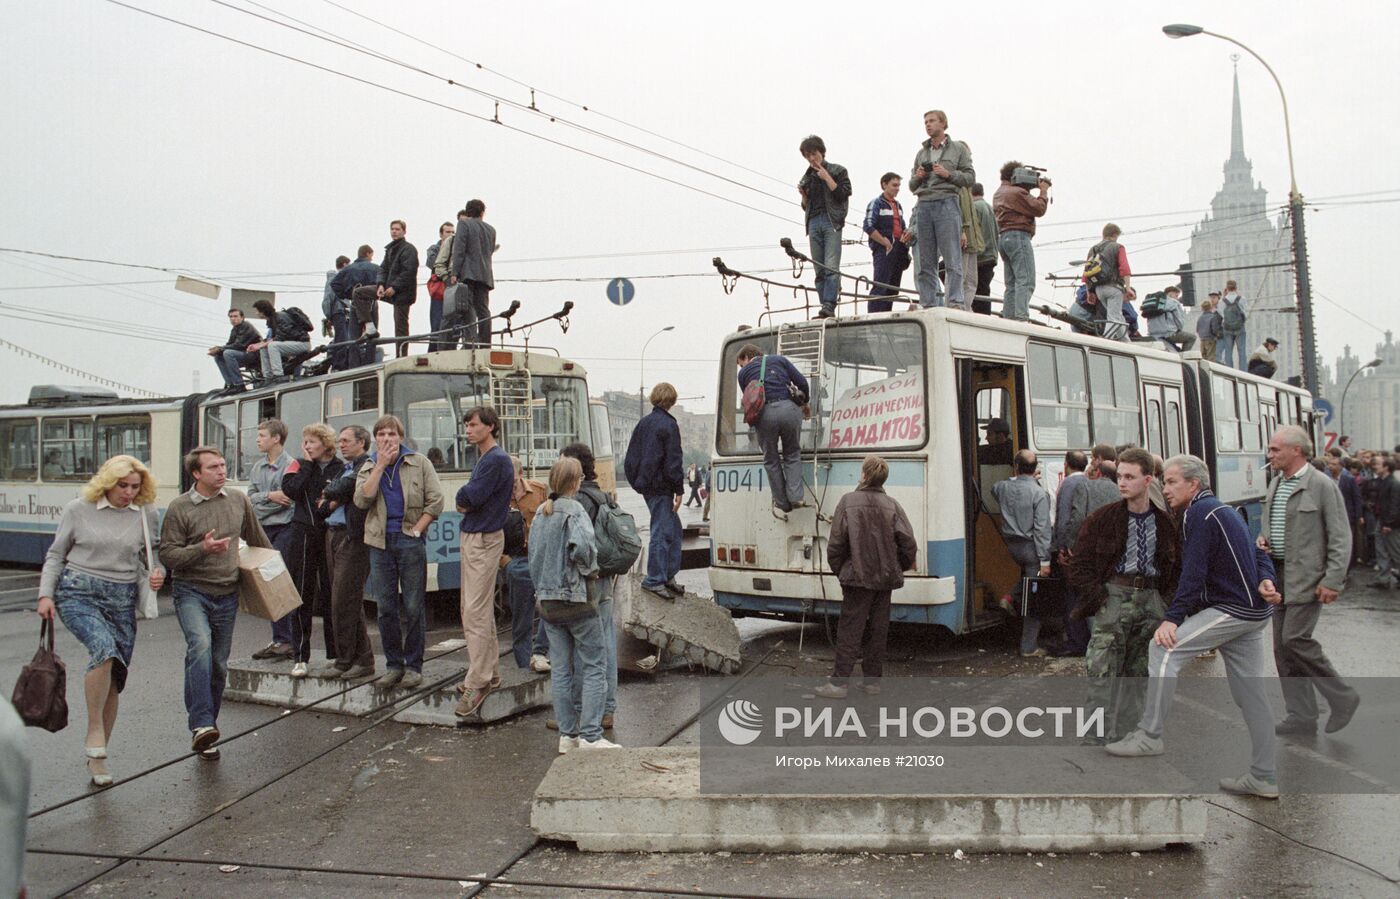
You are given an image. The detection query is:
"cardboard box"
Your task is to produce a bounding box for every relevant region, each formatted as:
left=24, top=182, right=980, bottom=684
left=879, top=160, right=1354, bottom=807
left=237, top=546, right=303, bottom=621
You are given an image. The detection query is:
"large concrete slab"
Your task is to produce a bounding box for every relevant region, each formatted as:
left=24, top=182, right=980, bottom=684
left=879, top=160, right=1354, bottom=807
left=224, top=643, right=550, bottom=727
left=620, top=574, right=742, bottom=674
left=532, top=748, right=1207, bottom=853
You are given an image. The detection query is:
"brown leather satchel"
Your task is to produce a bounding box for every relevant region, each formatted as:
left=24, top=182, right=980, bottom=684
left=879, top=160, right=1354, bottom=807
left=11, top=619, right=68, bottom=732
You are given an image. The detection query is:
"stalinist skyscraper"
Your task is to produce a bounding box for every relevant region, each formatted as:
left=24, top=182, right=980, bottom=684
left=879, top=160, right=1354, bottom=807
left=1188, top=62, right=1297, bottom=379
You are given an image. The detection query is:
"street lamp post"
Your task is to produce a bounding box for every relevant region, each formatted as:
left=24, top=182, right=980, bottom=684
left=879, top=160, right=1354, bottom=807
left=640, top=325, right=675, bottom=418
left=1163, top=24, right=1318, bottom=396
left=1339, top=359, right=1382, bottom=441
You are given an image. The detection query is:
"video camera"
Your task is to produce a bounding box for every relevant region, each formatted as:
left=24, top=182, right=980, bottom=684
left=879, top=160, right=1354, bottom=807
left=1010, top=165, right=1051, bottom=189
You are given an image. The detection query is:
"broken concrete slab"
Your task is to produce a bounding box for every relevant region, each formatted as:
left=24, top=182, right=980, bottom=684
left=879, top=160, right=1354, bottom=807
left=531, top=748, right=1207, bottom=853
left=224, top=647, right=550, bottom=727
left=619, top=574, right=741, bottom=674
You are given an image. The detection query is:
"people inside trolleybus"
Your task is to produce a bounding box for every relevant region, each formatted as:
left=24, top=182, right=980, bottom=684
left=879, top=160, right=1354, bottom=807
left=624, top=382, right=686, bottom=600
left=976, top=417, right=1013, bottom=467
left=37, top=455, right=164, bottom=786
left=735, top=345, right=812, bottom=516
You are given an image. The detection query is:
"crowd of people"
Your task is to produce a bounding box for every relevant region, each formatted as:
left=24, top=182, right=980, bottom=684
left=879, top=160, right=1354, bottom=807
left=34, top=401, right=641, bottom=785
left=208, top=206, right=499, bottom=394
left=812, top=425, right=1391, bottom=797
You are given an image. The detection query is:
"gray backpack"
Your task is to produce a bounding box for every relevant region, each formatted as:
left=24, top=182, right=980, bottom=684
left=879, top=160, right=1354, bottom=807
left=1221, top=296, right=1247, bottom=333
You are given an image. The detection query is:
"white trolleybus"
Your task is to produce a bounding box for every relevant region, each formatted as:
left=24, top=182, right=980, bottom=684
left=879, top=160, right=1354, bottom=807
left=707, top=308, right=1317, bottom=634
left=0, top=347, right=615, bottom=596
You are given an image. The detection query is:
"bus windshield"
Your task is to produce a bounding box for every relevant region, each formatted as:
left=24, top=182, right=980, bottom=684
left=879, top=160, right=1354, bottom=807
left=386, top=372, right=590, bottom=473
left=717, top=320, right=927, bottom=455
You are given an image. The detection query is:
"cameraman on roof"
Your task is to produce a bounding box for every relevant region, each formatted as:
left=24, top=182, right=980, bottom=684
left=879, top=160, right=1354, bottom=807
left=992, top=161, right=1051, bottom=322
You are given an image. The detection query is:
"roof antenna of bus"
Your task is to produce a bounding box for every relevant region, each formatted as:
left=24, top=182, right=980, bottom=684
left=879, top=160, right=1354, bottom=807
left=553, top=301, right=573, bottom=333
left=779, top=237, right=805, bottom=279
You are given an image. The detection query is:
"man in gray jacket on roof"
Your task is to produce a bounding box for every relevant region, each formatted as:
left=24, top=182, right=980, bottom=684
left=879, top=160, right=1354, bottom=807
left=448, top=199, right=498, bottom=349
left=909, top=110, right=974, bottom=310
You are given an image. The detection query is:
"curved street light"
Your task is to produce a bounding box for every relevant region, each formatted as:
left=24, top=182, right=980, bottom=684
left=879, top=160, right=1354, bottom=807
left=639, top=325, right=675, bottom=417
left=1162, top=23, right=1318, bottom=397
left=1339, top=358, right=1382, bottom=442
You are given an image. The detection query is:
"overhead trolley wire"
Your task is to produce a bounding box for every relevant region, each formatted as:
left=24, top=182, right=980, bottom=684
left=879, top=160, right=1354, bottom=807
left=106, top=0, right=799, bottom=225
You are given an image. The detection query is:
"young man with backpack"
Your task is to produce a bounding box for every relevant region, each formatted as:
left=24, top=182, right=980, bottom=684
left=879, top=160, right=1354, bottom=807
left=1196, top=293, right=1224, bottom=361
left=1218, top=280, right=1249, bottom=370
left=1084, top=224, right=1132, bottom=342
left=562, top=442, right=640, bottom=731
left=1144, top=286, right=1196, bottom=353
left=249, top=299, right=312, bottom=384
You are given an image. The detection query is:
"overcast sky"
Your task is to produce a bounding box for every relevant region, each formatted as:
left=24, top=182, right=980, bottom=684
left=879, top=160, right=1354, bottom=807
left=3, top=0, right=1397, bottom=409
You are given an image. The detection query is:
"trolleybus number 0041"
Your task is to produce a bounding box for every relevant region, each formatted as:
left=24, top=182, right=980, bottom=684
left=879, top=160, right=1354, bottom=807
left=713, top=467, right=767, bottom=493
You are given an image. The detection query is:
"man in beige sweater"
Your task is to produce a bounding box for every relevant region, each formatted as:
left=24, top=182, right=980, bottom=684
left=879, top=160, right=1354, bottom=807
left=159, top=446, right=270, bottom=758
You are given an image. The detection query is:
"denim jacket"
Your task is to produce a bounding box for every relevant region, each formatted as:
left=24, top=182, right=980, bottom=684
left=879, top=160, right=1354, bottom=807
left=527, top=497, right=598, bottom=603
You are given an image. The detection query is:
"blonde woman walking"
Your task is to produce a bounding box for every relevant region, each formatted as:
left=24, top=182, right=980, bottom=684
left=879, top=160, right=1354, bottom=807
left=36, top=455, right=164, bottom=786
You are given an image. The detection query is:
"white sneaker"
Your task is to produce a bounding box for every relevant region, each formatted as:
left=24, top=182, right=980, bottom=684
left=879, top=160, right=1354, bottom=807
left=579, top=737, right=621, bottom=750
left=529, top=654, right=552, bottom=673
left=1104, top=729, right=1164, bottom=757
left=291, top=662, right=308, bottom=678
left=558, top=735, right=579, bottom=754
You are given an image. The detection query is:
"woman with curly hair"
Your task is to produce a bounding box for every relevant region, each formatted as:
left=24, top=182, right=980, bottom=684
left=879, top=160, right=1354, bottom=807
left=36, top=455, right=164, bottom=787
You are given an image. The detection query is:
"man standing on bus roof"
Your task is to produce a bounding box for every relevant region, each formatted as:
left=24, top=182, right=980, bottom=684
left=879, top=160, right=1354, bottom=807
left=736, top=345, right=812, bottom=515
left=1106, top=454, right=1280, bottom=799
left=624, top=383, right=686, bottom=600
left=1068, top=448, right=1180, bottom=742
left=797, top=135, right=852, bottom=319
left=991, top=450, right=1053, bottom=656
left=992, top=160, right=1049, bottom=322
left=159, top=446, right=272, bottom=757
left=448, top=200, right=499, bottom=349
left=210, top=307, right=263, bottom=394
left=1088, top=224, right=1132, bottom=342
left=971, top=182, right=999, bottom=315
left=1262, top=426, right=1360, bottom=736
left=355, top=415, right=443, bottom=688
left=909, top=110, right=975, bottom=310
left=1196, top=292, right=1223, bottom=362
left=453, top=406, right=514, bottom=718
left=376, top=220, right=419, bottom=358
left=862, top=172, right=912, bottom=314
left=246, top=419, right=296, bottom=662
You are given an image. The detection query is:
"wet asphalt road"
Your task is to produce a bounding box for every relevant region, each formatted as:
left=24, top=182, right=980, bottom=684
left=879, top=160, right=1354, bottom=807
left=6, top=502, right=1400, bottom=898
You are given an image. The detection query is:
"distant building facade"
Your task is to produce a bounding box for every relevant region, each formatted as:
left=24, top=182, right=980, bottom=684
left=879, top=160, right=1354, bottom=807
left=1327, top=333, right=1400, bottom=451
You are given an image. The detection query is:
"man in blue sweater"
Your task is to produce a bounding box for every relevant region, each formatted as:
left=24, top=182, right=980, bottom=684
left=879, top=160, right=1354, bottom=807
left=1106, top=454, right=1282, bottom=799
left=454, top=406, right=515, bottom=718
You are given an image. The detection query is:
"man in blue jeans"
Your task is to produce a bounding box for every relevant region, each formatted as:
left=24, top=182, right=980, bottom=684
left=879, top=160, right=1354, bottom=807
left=909, top=110, right=975, bottom=309
left=355, top=415, right=444, bottom=689
left=992, top=160, right=1050, bottom=321
left=158, top=446, right=272, bottom=759
left=245, top=418, right=296, bottom=661
left=797, top=135, right=852, bottom=318
left=624, top=382, right=685, bottom=600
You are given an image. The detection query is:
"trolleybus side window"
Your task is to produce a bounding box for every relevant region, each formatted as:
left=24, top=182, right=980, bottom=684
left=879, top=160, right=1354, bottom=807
left=589, top=402, right=614, bottom=460
left=1212, top=375, right=1242, bottom=452
left=1164, top=387, right=1184, bottom=458
left=237, top=396, right=277, bottom=479
left=1087, top=352, right=1141, bottom=447
left=0, top=418, right=39, bottom=481
left=1027, top=343, right=1089, bottom=450
left=1240, top=382, right=1263, bottom=452
left=326, top=377, right=380, bottom=435
left=279, top=386, right=322, bottom=457
left=41, top=417, right=95, bottom=481
left=96, top=415, right=151, bottom=465
left=816, top=322, right=926, bottom=451
left=204, top=403, right=238, bottom=471
left=1146, top=398, right=1163, bottom=456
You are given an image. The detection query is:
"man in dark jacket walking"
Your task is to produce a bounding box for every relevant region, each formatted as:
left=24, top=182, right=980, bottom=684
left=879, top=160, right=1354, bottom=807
left=376, top=220, right=419, bottom=358
left=816, top=456, right=917, bottom=698
left=448, top=199, right=498, bottom=348
left=623, top=382, right=685, bottom=600
left=1067, top=448, right=1180, bottom=742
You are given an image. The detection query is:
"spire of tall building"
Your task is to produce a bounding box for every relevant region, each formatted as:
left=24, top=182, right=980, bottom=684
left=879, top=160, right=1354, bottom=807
left=1229, top=57, right=1246, bottom=164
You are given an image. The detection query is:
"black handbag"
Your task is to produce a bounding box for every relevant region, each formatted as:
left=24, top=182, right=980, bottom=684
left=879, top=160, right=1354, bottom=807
left=11, top=619, right=68, bottom=732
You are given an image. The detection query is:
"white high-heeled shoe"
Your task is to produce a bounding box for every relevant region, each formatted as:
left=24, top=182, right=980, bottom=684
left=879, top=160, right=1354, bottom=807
left=86, top=746, right=113, bottom=787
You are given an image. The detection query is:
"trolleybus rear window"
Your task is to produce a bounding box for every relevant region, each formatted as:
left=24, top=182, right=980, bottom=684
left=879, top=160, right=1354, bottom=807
left=0, top=418, right=38, bottom=481
left=717, top=322, right=927, bottom=455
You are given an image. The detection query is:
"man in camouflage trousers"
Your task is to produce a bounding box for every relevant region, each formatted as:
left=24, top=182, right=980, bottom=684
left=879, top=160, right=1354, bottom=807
left=1067, top=448, right=1180, bottom=742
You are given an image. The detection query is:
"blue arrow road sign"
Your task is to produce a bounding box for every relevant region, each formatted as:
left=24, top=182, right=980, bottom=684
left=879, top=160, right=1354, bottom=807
left=1314, top=398, right=1334, bottom=426
left=606, top=278, right=635, bottom=306
left=424, top=513, right=461, bottom=564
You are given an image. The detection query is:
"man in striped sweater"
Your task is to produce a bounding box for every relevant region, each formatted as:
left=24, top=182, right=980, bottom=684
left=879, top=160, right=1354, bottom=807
left=1105, top=454, right=1282, bottom=799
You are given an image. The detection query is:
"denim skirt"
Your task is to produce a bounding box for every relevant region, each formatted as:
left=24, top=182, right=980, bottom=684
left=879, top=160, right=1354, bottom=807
left=54, top=569, right=139, bottom=692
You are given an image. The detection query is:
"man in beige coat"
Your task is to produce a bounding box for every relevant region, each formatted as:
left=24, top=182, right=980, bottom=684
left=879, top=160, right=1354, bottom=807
left=1259, top=426, right=1359, bottom=735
